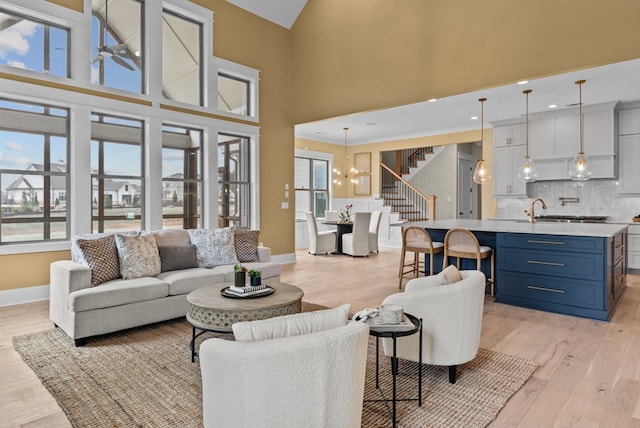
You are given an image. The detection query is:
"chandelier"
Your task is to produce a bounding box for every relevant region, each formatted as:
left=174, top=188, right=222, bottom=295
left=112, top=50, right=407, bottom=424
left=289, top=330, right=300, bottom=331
left=333, top=127, right=359, bottom=185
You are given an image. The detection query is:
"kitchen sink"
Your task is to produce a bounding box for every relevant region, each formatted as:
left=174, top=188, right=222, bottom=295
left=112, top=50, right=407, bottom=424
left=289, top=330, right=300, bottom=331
left=534, top=215, right=610, bottom=223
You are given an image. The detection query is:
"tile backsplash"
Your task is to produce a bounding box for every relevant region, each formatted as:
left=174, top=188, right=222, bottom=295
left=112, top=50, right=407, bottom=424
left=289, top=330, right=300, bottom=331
left=495, top=179, right=640, bottom=223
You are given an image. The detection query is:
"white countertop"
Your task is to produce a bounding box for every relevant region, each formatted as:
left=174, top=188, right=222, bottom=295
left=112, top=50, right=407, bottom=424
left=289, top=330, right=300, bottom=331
left=405, top=219, right=628, bottom=237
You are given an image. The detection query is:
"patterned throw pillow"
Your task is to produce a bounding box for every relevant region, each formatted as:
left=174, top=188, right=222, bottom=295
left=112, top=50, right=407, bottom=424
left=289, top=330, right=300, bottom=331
left=188, top=228, right=238, bottom=268
left=234, top=229, right=260, bottom=262
left=115, top=233, right=162, bottom=280
left=76, top=235, right=121, bottom=286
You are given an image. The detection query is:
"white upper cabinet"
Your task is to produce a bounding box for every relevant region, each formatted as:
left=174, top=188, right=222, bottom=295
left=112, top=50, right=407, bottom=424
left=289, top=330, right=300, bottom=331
left=493, top=144, right=527, bottom=197
left=493, top=124, right=524, bottom=147
left=619, top=108, right=640, bottom=135
left=618, top=134, right=640, bottom=195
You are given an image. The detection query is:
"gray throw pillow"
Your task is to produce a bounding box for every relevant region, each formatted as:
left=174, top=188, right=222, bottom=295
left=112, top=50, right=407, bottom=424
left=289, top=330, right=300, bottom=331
left=158, top=245, right=198, bottom=272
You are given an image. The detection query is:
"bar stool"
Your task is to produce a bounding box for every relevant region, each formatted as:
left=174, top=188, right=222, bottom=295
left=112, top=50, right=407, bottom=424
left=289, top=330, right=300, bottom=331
left=443, top=228, right=495, bottom=296
left=398, top=226, right=444, bottom=289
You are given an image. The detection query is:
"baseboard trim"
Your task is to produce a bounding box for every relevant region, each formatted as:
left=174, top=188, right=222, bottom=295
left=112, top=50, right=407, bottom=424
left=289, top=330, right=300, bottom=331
left=0, top=284, right=49, bottom=307
left=272, top=252, right=296, bottom=264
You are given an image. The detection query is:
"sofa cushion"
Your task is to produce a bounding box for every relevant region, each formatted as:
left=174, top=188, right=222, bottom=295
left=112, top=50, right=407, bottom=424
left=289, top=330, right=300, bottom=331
left=69, top=276, right=169, bottom=312
left=115, top=233, right=162, bottom=280
left=76, top=235, right=121, bottom=286
left=188, top=228, right=238, bottom=268
left=153, top=229, right=191, bottom=247
left=232, top=304, right=351, bottom=342
left=158, top=245, right=198, bottom=272
left=234, top=229, right=260, bottom=262
left=157, top=268, right=227, bottom=296
left=210, top=262, right=281, bottom=282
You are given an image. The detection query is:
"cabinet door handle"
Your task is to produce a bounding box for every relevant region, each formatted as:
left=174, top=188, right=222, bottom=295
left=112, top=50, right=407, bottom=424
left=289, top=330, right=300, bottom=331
left=527, top=285, right=565, bottom=294
left=527, top=260, right=566, bottom=267
left=527, top=239, right=566, bottom=245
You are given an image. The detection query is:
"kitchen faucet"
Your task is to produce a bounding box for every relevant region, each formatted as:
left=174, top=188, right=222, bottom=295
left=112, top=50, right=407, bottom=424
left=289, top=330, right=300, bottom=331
left=524, top=198, right=547, bottom=223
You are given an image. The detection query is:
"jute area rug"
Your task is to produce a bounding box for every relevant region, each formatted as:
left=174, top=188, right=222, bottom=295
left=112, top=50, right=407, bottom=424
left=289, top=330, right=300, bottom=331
left=13, top=302, right=537, bottom=428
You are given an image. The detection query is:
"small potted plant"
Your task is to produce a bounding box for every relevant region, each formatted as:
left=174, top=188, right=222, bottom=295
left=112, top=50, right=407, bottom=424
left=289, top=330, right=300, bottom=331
left=234, top=264, right=247, bottom=287
left=248, top=269, right=262, bottom=286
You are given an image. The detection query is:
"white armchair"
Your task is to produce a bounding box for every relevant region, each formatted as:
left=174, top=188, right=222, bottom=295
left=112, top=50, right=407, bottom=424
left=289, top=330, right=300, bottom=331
left=342, top=212, right=371, bottom=257
left=200, top=321, right=369, bottom=428
left=305, top=212, right=336, bottom=255
left=381, top=270, right=485, bottom=383
left=368, top=210, right=382, bottom=252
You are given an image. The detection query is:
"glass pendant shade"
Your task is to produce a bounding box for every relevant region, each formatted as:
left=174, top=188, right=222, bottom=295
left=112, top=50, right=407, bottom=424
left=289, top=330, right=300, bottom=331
left=473, top=159, right=491, bottom=184
left=517, top=156, right=538, bottom=181
left=569, top=79, right=592, bottom=181
left=472, top=97, right=491, bottom=184
left=517, top=89, right=537, bottom=182
left=568, top=152, right=592, bottom=181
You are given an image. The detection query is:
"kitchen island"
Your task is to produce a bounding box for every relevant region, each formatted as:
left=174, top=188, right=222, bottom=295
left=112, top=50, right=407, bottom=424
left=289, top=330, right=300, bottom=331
left=407, top=219, right=628, bottom=321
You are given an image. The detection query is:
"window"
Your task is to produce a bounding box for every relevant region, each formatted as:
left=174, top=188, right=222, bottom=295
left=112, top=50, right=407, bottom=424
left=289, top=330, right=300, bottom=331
left=218, top=134, right=250, bottom=228
left=91, top=0, right=143, bottom=94
left=218, top=73, right=250, bottom=115
left=0, top=98, right=69, bottom=243
left=0, top=8, right=69, bottom=77
left=162, top=124, right=202, bottom=229
left=91, top=113, right=144, bottom=233
left=295, top=157, right=328, bottom=220
left=162, top=8, right=202, bottom=106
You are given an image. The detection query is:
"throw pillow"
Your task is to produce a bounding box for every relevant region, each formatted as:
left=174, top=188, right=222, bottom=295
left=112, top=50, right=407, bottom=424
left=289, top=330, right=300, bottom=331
left=158, top=245, right=198, bottom=272
left=115, top=233, right=162, bottom=280
left=76, top=235, right=121, bottom=286
left=188, top=228, right=238, bottom=268
left=441, top=264, right=463, bottom=285
left=233, top=304, right=351, bottom=342
left=234, top=229, right=260, bottom=262
left=153, top=229, right=191, bottom=247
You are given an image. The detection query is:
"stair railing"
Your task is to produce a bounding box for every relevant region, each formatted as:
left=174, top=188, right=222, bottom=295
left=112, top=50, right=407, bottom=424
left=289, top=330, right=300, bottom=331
left=380, top=163, right=436, bottom=221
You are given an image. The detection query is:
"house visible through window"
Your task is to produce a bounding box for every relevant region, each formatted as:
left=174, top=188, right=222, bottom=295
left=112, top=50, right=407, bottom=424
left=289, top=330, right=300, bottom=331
left=218, top=134, right=250, bottom=228
left=295, top=156, right=328, bottom=220
left=0, top=98, right=69, bottom=243
left=0, top=8, right=69, bottom=77
left=91, top=113, right=144, bottom=233
left=162, top=124, right=202, bottom=229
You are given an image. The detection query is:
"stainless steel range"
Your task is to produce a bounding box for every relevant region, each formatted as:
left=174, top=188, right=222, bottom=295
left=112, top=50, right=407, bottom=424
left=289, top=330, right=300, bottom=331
left=534, top=215, right=610, bottom=223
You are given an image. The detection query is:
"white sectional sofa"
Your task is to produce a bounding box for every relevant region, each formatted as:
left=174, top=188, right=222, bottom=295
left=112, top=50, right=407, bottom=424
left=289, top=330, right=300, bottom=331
left=50, top=228, right=281, bottom=346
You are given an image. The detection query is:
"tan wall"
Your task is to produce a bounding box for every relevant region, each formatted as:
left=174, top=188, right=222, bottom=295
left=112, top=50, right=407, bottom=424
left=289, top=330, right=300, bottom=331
left=291, top=0, right=640, bottom=125
left=1, top=0, right=293, bottom=291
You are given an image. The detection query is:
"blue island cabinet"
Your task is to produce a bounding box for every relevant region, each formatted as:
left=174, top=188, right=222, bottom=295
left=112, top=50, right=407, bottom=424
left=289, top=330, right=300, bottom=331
left=496, top=232, right=626, bottom=321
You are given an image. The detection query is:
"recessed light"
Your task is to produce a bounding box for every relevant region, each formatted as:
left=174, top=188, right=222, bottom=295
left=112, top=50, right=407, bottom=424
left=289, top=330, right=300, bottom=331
left=428, top=98, right=437, bottom=103
left=548, top=104, right=558, bottom=109
left=365, top=122, right=376, bottom=126
left=470, top=116, right=479, bottom=120
left=517, top=80, right=529, bottom=85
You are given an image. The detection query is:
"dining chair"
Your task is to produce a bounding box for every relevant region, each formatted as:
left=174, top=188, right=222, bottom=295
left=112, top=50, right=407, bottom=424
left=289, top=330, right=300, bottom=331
left=305, top=212, right=336, bottom=255
left=368, top=211, right=382, bottom=253
left=341, top=212, right=371, bottom=257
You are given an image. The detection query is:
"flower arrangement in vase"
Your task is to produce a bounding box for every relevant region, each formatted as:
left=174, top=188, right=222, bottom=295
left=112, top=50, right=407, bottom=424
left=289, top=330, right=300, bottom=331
left=233, top=264, right=247, bottom=287
left=248, top=269, right=262, bottom=286
left=338, top=203, right=353, bottom=223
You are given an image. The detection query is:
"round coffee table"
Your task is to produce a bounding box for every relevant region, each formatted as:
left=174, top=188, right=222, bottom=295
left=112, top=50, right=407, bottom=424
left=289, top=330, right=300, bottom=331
left=186, top=282, right=304, bottom=361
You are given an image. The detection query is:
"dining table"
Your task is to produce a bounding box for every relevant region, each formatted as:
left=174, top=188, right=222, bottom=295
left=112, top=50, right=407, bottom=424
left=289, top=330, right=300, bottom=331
left=321, top=221, right=353, bottom=254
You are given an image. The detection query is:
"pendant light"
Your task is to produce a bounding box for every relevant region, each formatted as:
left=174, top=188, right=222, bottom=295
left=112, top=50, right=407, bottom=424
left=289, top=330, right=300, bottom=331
left=568, top=79, right=592, bottom=181
left=332, top=127, right=359, bottom=186
left=472, top=97, right=491, bottom=184
left=517, top=89, right=538, bottom=181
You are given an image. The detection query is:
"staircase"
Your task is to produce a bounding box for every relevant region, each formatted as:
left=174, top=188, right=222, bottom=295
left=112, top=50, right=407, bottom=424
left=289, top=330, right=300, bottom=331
left=380, top=163, right=436, bottom=222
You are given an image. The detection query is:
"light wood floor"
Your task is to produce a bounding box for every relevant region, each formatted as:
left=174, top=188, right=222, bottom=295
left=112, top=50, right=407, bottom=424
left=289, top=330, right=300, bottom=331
left=2, top=246, right=640, bottom=427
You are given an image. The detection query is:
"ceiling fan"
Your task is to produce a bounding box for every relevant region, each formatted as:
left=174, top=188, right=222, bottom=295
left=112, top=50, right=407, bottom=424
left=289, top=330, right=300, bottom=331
left=91, top=0, right=137, bottom=71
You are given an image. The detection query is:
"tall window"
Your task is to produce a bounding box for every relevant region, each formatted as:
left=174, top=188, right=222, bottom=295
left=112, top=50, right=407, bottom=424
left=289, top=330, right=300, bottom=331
left=218, top=134, right=249, bottom=228
left=218, top=73, right=250, bottom=115
left=90, top=0, right=143, bottom=93
left=0, top=8, right=69, bottom=77
left=0, top=99, right=69, bottom=243
left=162, top=124, right=202, bottom=229
left=295, top=157, right=328, bottom=220
left=162, top=8, right=202, bottom=106
left=91, top=114, right=144, bottom=232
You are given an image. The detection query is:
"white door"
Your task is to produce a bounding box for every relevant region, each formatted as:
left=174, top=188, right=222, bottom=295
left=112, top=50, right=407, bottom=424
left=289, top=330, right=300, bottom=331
left=458, top=158, right=473, bottom=219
